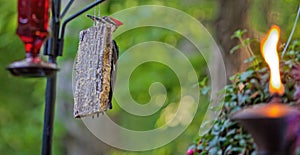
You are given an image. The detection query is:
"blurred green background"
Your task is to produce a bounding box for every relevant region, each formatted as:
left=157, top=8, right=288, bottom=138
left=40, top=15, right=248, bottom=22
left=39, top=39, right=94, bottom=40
left=0, top=0, right=299, bottom=155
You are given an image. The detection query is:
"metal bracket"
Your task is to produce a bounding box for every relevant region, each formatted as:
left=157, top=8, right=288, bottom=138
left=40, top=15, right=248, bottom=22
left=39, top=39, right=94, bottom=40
left=44, top=0, right=106, bottom=56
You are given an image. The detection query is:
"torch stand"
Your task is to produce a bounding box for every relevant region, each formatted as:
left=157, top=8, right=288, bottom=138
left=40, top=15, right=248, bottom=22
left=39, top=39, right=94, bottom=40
left=7, top=0, right=107, bottom=155
left=232, top=102, right=300, bottom=155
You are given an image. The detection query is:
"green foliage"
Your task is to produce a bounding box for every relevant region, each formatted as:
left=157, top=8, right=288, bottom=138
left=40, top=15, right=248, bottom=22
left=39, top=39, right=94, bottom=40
left=198, top=77, right=211, bottom=96
left=189, top=35, right=300, bottom=154
left=230, top=29, right=256, bottom=57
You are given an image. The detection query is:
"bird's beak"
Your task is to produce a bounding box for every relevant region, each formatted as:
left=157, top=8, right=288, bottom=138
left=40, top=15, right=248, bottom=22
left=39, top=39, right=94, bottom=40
left=110, top=17, right=123, bottom=27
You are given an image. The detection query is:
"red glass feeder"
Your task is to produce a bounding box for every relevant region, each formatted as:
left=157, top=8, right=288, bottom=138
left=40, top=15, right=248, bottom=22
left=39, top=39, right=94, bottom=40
left=8, top=0, right=58, bottom=77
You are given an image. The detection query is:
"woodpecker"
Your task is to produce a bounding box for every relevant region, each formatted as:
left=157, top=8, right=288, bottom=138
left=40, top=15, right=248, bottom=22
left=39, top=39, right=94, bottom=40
left=87, top=15, right=123, bottom=109
left=86, top=14, right=123, bottom=28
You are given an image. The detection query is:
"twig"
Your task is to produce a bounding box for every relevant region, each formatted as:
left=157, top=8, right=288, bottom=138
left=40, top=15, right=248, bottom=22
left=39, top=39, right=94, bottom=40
left=281, top=6, right=300, bottom=58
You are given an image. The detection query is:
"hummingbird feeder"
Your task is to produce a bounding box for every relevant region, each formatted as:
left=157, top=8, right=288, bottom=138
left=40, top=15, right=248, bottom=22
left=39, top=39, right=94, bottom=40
left=7, top=0, right=58, bottom=77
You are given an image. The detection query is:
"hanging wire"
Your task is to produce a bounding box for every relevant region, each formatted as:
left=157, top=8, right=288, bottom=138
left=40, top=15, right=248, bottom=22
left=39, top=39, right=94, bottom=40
left=93, top=0, right=101, bottom=25
left=98, top=2, right=101, bottom=18
left=93, top=0, right=96, bottom=26
left=281, top=6, right=300, bottom=58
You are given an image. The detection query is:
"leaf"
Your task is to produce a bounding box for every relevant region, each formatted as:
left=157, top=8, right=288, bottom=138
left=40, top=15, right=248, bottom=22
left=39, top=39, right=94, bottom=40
left=199, top=77, right=208, bottom=86
left=225, top=145, right=233, bottom=154
left=244, top=38, right=251, bottom=45
left=200, top=86, right=211, bottom=95
left=239, top=139, right=247, bottom=147
left=210, top=104, right=223, bottom=111
left=232, top=147, right=244, bottom=152
left=289, top=40, right=300, bottom=51
left=231, top=29, right=247, bottom=39
left=230, top=44, right=242, bottom=54
left=227, top=129, right=236, bottom=136
left=244, top=56, right=256, bottom=63
left=239, top=70, right=254, bottom=81
left=198, top=77, right=211, bottom=95
left=208, top=147, right=218, bottom=155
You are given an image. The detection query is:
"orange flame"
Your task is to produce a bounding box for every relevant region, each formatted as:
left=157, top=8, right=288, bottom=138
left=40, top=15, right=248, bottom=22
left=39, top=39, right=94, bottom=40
left=260, top=25, right=284, bottom=96
left=265, top=103, right=286, bottom=117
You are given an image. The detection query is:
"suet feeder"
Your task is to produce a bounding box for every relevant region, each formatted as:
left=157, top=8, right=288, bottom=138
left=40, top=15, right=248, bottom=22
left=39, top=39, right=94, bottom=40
left=73, top=15, right=122, bottom=118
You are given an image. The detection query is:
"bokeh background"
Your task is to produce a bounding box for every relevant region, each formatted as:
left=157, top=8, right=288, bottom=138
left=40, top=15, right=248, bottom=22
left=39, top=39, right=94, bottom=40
left=0, top=0, right=299, bottom=154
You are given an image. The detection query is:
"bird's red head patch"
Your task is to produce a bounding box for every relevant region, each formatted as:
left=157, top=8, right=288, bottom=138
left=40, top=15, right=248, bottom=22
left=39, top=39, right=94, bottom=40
left=110, top=17, right=123, bottom=27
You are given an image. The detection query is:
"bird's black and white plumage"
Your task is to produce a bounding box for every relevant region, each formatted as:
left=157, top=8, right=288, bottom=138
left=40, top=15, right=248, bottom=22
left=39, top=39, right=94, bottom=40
left=108, top=40, right=119, bottom=109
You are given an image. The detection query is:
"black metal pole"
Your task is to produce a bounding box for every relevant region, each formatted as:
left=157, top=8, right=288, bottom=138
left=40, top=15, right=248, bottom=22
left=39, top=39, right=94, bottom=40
left=42, top=0, right=60, bottom=154
left=42, top=66, right=57, bottom=155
